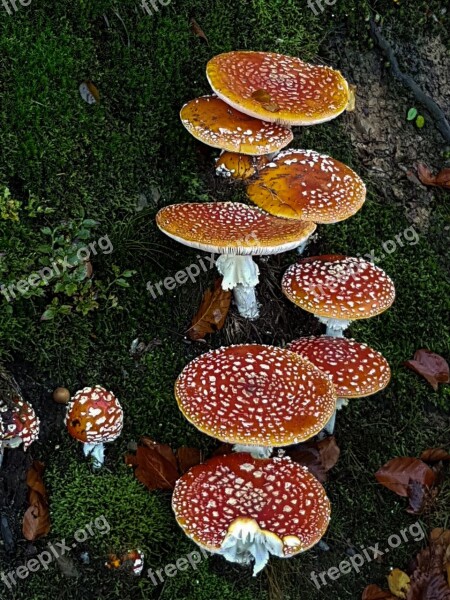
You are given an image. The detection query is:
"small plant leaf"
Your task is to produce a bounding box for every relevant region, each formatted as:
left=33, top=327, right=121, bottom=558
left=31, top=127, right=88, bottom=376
left=407, top=107, right=418, bottom=121
left=415, top=114, right=425, bottom=128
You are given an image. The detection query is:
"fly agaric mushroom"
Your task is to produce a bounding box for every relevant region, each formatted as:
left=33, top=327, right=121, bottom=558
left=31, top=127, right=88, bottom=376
left=282, top=255, right=396, bottom=337
left=206, top=51, right=350, bottom=126
left=246, top=149, right=366, bottom=224
left=180, top=96, right=293, bottom=155
left=0, top=396, right=40, bottom=467
left=174, top=344, right=336, bottom=457
left=172, top=452, right=331, bottom=575
left=288, top=336, right=391, bottom=434
left=65, top=386, right=123, bottom=468
left=156, top=202, right=316, bottom=320
left=216, top=152, right=269, bottom=181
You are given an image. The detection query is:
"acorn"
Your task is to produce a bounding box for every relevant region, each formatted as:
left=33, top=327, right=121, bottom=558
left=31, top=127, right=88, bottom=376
left=53, top=387, right=71, bottom=404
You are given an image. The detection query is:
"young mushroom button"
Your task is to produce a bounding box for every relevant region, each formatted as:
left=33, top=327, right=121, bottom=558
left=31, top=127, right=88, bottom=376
left=172, top=453, right=331, bottom=575
left=66, top=386, right=123, bottom=468
left=282, top=255, right=396, bottom=336
left=174, top=344, right=336, bottom=457
left=288, top=336, right=391, bottom=434
left=206, top=51, right=350, bottom=126
left=156, top=202, right=316, bottom=320
left=180, top=96, right=293, bottom=155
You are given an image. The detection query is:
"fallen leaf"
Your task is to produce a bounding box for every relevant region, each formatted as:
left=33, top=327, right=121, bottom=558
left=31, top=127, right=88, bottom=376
left=388, top=569, right=410, bottom=598
left=420, top=448, right=450, bottom=463
left=190, top=18, right=208, bottom=44
left=286, top=436, right=340, bottom=483
left=430, top=529, right=450, bottom=546
left=23, top=461, right=51, bottom=541
left=362, top=584, right=396, bottom=599
left=187, top=278, right=231, bottom=341
left=176, top=446, right=202, bottom=474
left=406, top=479, right=428, bottom=515
left=251, top=89, right=280, bottom=112
left=375, top=457, right=436, bottom=497
left=407, top=574, right=450, bottom=599
left=417, top=163, right=450, bottom=190
left=79, top=81, right=100, bottom=105
left=125, top=438, right=179, bottom=490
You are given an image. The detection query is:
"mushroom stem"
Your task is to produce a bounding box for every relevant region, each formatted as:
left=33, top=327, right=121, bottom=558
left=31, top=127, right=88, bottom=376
left=316, top=316, right=352, bottom=337
left=323, top=398, right=349, bottom=435
left=296, top=239, right=310, bottom=255
left=83, top=442, right=105, bottom=468
left=218, top=518, right=284, bottom=575
left=0, top=437, right=23, bottom=467
left=232, top=444, right=273, bottom=459
left=216, top=254, right=260, bottom=319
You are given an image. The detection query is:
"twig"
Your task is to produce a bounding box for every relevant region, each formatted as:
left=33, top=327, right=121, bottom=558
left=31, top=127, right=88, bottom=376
left=369, top=18, right=450, bottom=144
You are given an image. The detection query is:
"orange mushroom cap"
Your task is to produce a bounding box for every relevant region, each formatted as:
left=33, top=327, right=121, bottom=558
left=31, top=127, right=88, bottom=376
left=181, top=96, right=293, bottom=155
left=206, top=51, right=350, bottom=126
left=65, top=386, right=123, bottom=444
left=0, top=396, right=40, bottom=450
left=216, top=152, right=269, bottom=180
left=172, top=452, right=331, bottom=557
left=175, top=344, right=336, bottom=446
left=288, top=336, right=391, bottom=398
left=156, top=202, right=316, bottom=255
left=246, top=149, right=366, bottom=223
left=282, top=255, right=396, bottom=320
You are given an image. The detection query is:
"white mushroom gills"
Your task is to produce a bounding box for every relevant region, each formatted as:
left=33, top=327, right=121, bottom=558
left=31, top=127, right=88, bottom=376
left=216, top=254, right=260, bottom=319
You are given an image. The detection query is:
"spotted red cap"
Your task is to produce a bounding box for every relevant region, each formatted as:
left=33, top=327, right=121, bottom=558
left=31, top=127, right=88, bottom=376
left=246, top=149, right=366, bottom=223
left=66, top=386, right=123, bottom=444
left=288, top=336, right=391, bottom=398
left=0, top=396, right=40, bottom=450
left=175, top=344, right=336, bottom=446
left=180, top=96, right=293, bottom=155
left=282, top=255, right=395, bottom=320
left=206, top=51, right=350, bottom=126
left=156, top=202, right=316, bottom=255
left=172, top=452, right=331, bottom=558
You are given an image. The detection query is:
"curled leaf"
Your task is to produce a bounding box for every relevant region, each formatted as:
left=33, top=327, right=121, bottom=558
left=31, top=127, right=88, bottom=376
left=404, top=349, right=450, bottom=391
left=23, top=461, right=51, bottom=541
left=286, top=436, right=340, bottom=483
left=187, top=278, right=231, bottom=341
left=416, top=164, right=450, bottom=190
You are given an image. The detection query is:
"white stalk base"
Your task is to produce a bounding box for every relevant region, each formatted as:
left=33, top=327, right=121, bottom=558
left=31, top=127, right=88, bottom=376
left=218, top=518, right=284, bottom=575
left=216, top=254, right=260, bottom=320
left=323, top=398, right=349, bottom=435
left=232, top=444, right=273, bottom=459
left=0, top=437, right=22, bottom=468
left=316, top=316, right=352, bottom=337
left=83, top=442, right=105, bottom=468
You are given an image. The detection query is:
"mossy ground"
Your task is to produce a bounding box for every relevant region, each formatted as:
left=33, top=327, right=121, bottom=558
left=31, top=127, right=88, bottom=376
left=0, top=1, right=449, bottom=599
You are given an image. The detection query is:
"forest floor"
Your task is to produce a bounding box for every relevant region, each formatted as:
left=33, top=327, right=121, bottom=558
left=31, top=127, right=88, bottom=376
left=0, top=1, right=449, bottom=599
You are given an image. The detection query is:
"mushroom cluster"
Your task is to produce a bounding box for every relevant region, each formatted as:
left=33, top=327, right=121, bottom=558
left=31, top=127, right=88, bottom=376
left=156, top=49, right=395, bottom=577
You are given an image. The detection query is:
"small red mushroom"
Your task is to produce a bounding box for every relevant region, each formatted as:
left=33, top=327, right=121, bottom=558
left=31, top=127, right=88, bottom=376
left=0, top=395, right=40, bottom=467
left=65, top=386, right=123, bottom=468
left=172, top=452, right=331, bottom=575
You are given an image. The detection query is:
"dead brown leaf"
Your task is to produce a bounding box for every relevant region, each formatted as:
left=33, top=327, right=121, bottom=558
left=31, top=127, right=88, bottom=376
left=125, top=438, right=179, bottom=490
left=251, top=89, right=280, bottom=112
left=376, top=457, right=436, bottom=497
left=176, top=446, right=202, bottom=474
left=190, top=18, right=208, bottom=44
left=362, top=584, right=396, bottom=599
left=417, top=163, right=450, bottom=190
left=187, top=278, right=231, bottom=341
left=405, top=349, right=450, bottom=391
left=286, top=436, right=340, bottom=483
left=23, top=461, right=51, bottom=541
left=420, top=448, right=450, bottom=463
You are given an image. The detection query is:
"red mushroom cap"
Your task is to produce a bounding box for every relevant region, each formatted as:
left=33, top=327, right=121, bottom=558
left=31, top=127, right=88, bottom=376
left=0, top=396, right=40, bottom=450
left=288, top=336, right=391, bottom=398
left=282, top=255, right=396, bottom=320
left=156, top=202, right=316, bottom=255
left=65, top=386, right=123, bottom=444
left=175, top=344, right=336, bottom=446
left=246, top=149, right=366, bottom=223
left=206, top=51, right=350, bottom=126
left=180, top=96, right=293, bottom=155
left=172, top=452, right=331, bottom=556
